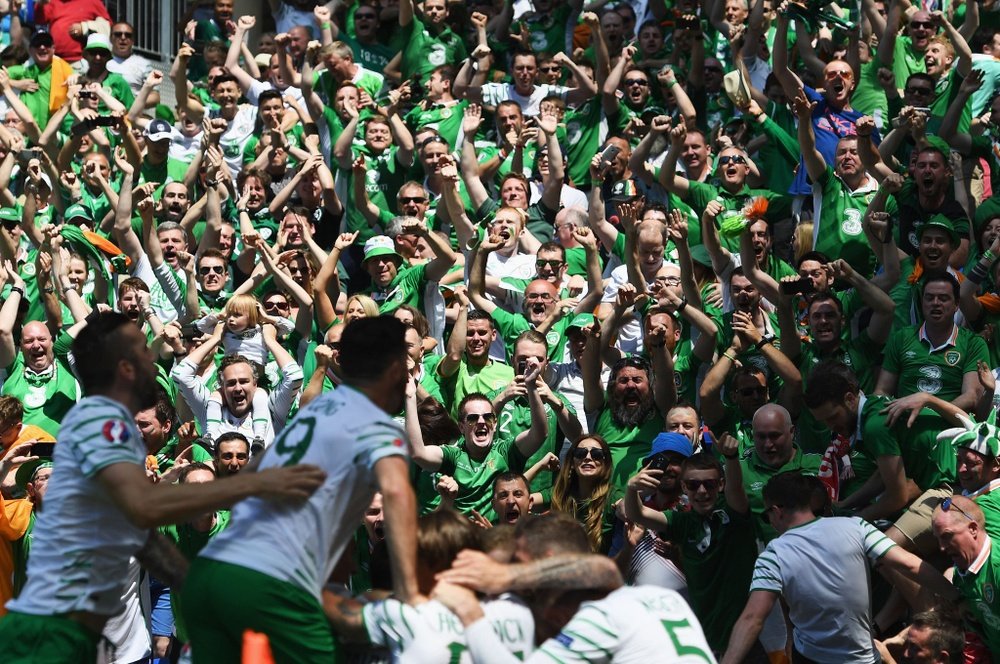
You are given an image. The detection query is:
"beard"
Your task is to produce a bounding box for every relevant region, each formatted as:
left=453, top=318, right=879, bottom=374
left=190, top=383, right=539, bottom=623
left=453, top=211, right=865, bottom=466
left=611, top=391, right=655, bottom=428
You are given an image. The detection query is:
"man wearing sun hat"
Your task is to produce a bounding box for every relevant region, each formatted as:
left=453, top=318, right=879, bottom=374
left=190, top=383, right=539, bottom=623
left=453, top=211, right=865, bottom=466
left=81, top=33, right=134, bottom=109
left=360, top=226, right=456, bottom=316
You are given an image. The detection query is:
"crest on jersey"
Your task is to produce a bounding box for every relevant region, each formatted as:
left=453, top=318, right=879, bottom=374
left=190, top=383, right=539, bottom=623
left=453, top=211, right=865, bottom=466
left=945, top=351, right=961, bottom=366
left=102, top=420, right=130, bottom=445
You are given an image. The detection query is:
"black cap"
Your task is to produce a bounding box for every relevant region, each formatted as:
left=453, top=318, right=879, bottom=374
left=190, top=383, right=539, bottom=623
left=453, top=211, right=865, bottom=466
left=29, top=29, right=54, bottom=48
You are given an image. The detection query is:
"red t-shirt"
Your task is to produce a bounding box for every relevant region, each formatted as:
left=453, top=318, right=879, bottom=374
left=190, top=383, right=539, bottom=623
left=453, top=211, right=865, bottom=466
left=35, top=0, right=111, bottom=62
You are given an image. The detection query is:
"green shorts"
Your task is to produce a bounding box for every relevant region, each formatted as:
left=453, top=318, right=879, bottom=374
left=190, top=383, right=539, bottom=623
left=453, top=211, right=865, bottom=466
left=182, top=558, right=336, bottom=664
left=0, top=611, right=101, bottom=664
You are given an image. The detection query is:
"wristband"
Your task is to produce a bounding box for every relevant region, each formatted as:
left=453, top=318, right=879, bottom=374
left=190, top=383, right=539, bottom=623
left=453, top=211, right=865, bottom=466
left=968, top=261, right=991, bottom=286
left=205, top=178, right=219, bottom=187
left=321, top=21, right=332, bottom=29
left=9, top=285, right=23, bottom=297
left=62, top=283, right=77, bottom=293
left=142, top=308, right=155, bottom=319
left=676, top=297, right=688, bottom=314
left=722, top=351, right=736, bottom=362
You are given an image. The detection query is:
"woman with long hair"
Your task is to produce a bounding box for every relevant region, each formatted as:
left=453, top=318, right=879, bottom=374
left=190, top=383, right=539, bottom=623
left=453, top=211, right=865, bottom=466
left=551, top=434, right=614, bottom=553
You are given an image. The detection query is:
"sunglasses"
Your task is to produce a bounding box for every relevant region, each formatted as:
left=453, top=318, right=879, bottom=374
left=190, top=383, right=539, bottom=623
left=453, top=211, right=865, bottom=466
left=824, top=69, right=853, bottom=80
left=79, top=91, right=97, bottom=100
left=624, top=78, right=649, bottom=87
left=198, top=265, right=225, bottom=275
left=536, top=259, right=564, bottom=269
left=399, top=196, right=427, bottom=204
left=464, top=412, right=497, bottom=425
left=113, top=31, right=134, bottom=38
left=683, top=479, right=720, bottom=492
left=539, top=66, right=561, bottom=73
left=910, top=20, right=934, bottom=29
left=718, top=155, right=746, bottom=166
left=264, top=300, right=289, bottom=311
left=355, top=13, right=377, bottom=19
left=573, top=447, right=607, bottom=462
left=941, top=496, right=975, bottom=521
left=738, top=386, right=767, bottom=397
left=905, top=86, right=933, bottom=96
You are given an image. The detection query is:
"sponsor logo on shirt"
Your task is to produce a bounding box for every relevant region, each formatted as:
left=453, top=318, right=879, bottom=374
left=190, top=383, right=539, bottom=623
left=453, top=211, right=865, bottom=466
left=554, top=632, right=574, bottom=648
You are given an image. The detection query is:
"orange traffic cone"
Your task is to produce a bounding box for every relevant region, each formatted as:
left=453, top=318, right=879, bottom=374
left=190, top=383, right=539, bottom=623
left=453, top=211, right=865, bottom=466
left=242, top=630, right=275, bottom=664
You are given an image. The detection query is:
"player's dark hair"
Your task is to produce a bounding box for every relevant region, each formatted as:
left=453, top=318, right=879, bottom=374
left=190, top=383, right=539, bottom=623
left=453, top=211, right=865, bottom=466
left=418, top=509, right=483, bottom=574
left=762, top=471, right=816, bottom=512
left=682, top=452, right=723, bottom=477
left=72, top=312, right=140, bottom=393
left=178, top=462, right=215, bottom=483
left=514, top=511, right=591, bottom=558
left=339, top=316, right=407, bottom=383
left=802, top=361, right=860, bottom=409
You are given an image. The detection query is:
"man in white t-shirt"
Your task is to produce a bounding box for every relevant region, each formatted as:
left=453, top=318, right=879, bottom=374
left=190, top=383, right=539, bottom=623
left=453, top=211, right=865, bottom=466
left=0, top=312, right=324, bottom=664
left=106, top=22, right=154, bottom=102
left=183, top=317, right=421, bottom=664
left=721, top=472, right=961, bottom=664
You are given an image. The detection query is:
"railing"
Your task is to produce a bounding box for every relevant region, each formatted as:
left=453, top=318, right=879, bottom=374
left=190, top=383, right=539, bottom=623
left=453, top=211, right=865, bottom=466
left=104, top=0, right=185, bottom=63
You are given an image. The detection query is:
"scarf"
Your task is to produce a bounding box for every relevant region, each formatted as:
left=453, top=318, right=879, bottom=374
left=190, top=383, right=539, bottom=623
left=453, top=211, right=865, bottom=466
left=48, top=57, right=73, bottom=115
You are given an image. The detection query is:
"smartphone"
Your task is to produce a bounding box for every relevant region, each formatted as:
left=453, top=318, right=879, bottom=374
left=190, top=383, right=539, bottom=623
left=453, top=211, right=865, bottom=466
left=408, top=77, right=423, bottom=99
left=91, top=116, right=118, bottom=128
left=517, top=360, right=527, bottom=375
left=599, top=144, right=622, bottom=165
left=648, top=454, right=668, bottom=472
left=678, top=16, right=700, bottom=29
left=180, top=323, right=201, bottom=340
left=71, top=119, right=94, bottom=138
left=31, top=442, right=55, bottom=458
left=779, top=277, right=816, bottom=295
left=17, top=149, right=34, bottom=162
left=912, top=107, right=931, bottom=114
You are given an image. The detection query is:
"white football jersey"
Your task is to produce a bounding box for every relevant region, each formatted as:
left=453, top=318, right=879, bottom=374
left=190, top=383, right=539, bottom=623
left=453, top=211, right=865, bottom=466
left=199, top=386, right=408, bottom=598
left=465, top=586, right=717, bottom=664
left=364, top=595, right=535, bottom=663
left=9, top=397, right=148, bottom=616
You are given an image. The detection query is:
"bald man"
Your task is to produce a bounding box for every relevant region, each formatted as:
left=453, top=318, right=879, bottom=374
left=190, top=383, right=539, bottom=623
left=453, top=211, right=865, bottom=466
left=0, top=320, right=81, bottom=437
left=933, top=496, right=1000, bottom=654
left=742, top=404, right=823, bottom=543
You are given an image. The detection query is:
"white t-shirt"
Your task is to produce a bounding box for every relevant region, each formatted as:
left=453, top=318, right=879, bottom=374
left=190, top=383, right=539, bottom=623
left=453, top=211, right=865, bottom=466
left=212, top=105, right=259, bottom=178
left=9, top=397, right=148, bottom=616
left=199, top=385, right=409, bottom=598
left=480, top=83, right=570, bottom=116
left=750, top=517, right=894, bottom=663
left=464, top=585, right=716, bottom=663
left=108, top=53, right=154, bottom=95
left=364, top=595, right=534, bottom=663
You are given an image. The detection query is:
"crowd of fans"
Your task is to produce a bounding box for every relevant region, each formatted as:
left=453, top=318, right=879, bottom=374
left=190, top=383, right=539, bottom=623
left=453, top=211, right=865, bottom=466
left=0, top=0, right=999, bottom=661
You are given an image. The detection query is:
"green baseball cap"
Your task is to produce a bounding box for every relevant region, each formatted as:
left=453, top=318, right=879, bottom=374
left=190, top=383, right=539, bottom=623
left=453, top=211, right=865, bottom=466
left=567, top=313, right=595, bottom=331
left=64, top=203, right=93, bottom=224
left=975, top=196, right=1000, bottom=235
left=15, top=457, right=53, bottom=492
left=0, top=207, right=19, bottom=224
left=917, top=214, right=959, bottom=247
left=920, top=135, right=951, bottom=159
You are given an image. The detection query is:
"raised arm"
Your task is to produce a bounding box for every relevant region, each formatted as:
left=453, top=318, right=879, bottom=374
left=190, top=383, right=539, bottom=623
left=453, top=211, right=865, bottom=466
left=459, top=104, right=490, bottom=210
left=793, top=87, right=827, bottom=183
left=402, top=218, right=456, bottom=282
left=512, top=362, right=550, bottom=458
left=0, top=262, right=23, bottom=369
left=467, top=233, right=499, bottom=315
left=656, top=123, right=691, bottom=197
left=939, top=68, right=982, bottom=156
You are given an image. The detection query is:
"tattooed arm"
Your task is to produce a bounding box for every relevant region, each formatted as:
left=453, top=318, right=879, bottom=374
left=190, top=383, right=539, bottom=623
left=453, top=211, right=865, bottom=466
left=321, top=590, right=369, bottom=643
left=136, top=531, right=189, bottom=589
left=436, top=551, right=624, bottom=596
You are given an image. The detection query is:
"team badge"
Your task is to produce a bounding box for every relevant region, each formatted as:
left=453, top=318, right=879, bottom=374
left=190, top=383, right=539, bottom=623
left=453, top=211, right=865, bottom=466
left=440, top=107, right=451, bottom=119
left=546, top=330, right=559, bottom=347
left=945, top=350, right=961, bottom=366
left=21, top=263, right=35, bottom=277
left=23, top=387, right=45, bottom=408
left=102, top=420, right=131, bottom=445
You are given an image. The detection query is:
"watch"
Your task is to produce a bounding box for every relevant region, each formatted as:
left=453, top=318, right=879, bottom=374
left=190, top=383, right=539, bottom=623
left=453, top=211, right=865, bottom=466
left=755, top=334, right=776, bottom=351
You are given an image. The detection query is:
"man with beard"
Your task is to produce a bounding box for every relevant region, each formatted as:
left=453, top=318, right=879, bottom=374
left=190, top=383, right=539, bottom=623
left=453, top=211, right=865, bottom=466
left=213, top=432, right=251, bottom=479
left=0, top=312, right=325, bottom=664
left=0, top=284, right=80, bottom=436
left=410, top=363, right=549, bottom=522
left=877, top=272, right=989, bottom=414
left=171, top=326, right=303, bottom=452
left=659, top=124, right=792, bottom=255
left=113, top=158, right=194, bottom=323
left=491, top=473, right=533, bottom=526
left=893, top=141, right=972, bottom=267
left=469, top=227, right=602, bottom=363
left=581, top=314, right=676, bottom=496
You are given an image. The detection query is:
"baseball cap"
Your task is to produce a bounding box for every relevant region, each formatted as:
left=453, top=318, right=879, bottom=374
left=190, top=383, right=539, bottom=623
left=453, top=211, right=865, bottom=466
left=64, top=203, right=93, bottom=224
left=646, top=432, right=693, bottom=460
left=362, top=236, right=402, bottom=264
left=144, top=119, right=173, bottom=142
left=566, top=313, right=595, bottom=332
left=84, top=33, right=112, bottom=53
left=917, top=214, right=959, bottom=247
left=0, top=207, right=19, bottom=224
left=609, top=179, right=639, bottom=202
left=920, top=135, right=951, bottom=160
left=29, top=29, right=53, bottom=48
left=15, top=457, right=53, bottom=493
left=975, top=196, right=1000, bottom=234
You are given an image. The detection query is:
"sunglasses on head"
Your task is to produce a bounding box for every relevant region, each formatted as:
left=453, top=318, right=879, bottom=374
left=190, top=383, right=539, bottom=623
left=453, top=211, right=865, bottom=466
left=464, top=412, right=497, bottom=425
left=198, top=265, right=225, bottom=275
left=573, top=447, right=607, bottom=462
left=718, top=155, right=746, bottom=166
left=940, top=496, right=975, bottom=521
left=683, top=479, right=719, bottom=492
